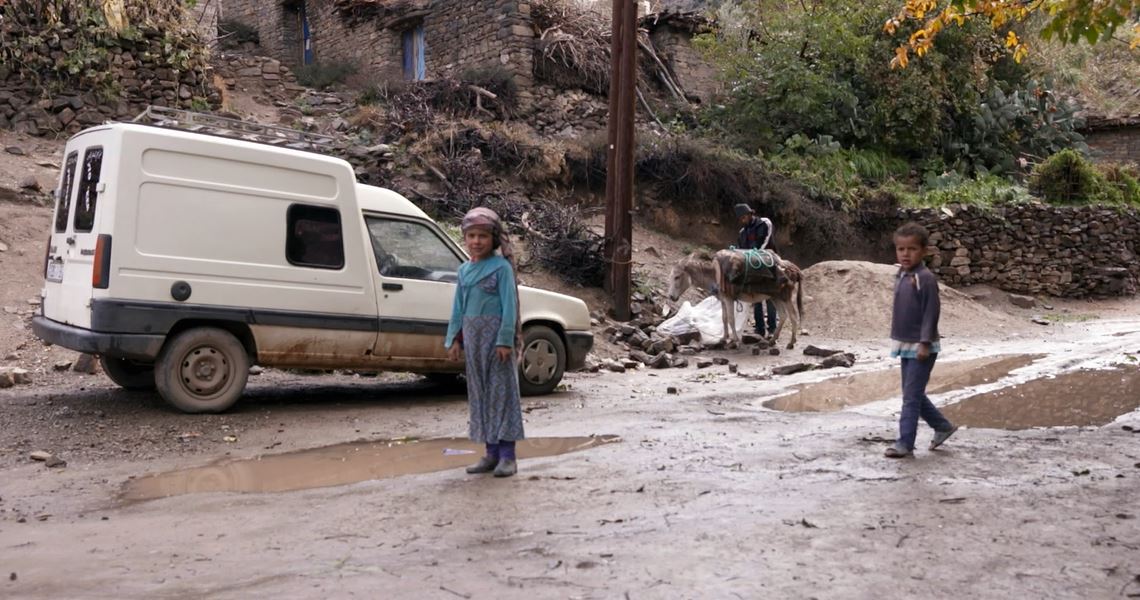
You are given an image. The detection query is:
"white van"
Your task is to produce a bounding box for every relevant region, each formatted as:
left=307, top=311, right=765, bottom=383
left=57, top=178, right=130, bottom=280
left=32, top=121, right=593, bottom=412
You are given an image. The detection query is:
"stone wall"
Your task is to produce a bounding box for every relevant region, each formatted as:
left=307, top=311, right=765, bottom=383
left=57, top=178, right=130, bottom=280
left=189, top=0, right=222, bottom=49
left=222, top=0, right=260, bottom=27
left=296, top=2, right=388, bottom=70
left=900, top=204, right=1140, bottom=298
left=648, top=26, right=718, bottom=104
left=429, top=0, right=534, bottom=87
left=222, top=0, right=291, bottom=64
left=1084, top=125, right=1140, bottom=165
left=0, top=28, right=219, bottom=136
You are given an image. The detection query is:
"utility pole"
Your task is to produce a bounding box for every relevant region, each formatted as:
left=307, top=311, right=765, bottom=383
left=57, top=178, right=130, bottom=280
left=604, top=0, right=636, bottom=321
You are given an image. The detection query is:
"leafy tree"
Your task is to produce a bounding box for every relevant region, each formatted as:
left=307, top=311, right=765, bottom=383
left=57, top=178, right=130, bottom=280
left=695, top=1, right=879, bottom=152
left=886, top=0, right=1140, bottom=69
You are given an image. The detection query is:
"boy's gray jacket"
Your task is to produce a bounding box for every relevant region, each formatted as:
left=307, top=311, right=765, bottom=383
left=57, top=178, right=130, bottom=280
left=890, top=264, right=940, bottom=344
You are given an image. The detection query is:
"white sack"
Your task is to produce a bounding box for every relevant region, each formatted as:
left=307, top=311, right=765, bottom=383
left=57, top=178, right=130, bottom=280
left=657, top=296, right=749, bottom=344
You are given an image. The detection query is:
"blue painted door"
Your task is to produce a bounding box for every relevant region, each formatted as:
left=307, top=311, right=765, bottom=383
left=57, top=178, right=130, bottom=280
left=301, top=2, right=313, bottom=65
left=402, top=25, right=425, bottom=80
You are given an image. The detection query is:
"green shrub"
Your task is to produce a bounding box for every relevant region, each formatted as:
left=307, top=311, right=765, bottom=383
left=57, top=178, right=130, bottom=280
left=1101, top=163, right=1140, bottom=206
left=294, top=61, right=358, bottom=90
left=1029, top=149, right=1122, bottom=205
left=943, top=81, right=1088, bottom=176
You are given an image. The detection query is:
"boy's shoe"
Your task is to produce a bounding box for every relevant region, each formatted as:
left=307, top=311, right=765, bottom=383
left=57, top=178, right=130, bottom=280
left=929, top=425, right=960, bottom=451
left=493, top=458, right=518, bottom=478
left=884, top=444, right=914, bottom=459
left=465, top=456, right=498, bottom=474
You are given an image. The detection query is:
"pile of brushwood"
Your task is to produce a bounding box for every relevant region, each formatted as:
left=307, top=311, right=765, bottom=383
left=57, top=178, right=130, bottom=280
left=413, top=182, right=606, bottom=288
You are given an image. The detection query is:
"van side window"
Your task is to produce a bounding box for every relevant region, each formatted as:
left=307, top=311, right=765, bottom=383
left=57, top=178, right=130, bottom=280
left=286, top=204, right=345, bottom=269
left=365, top=217, right=461, bottom=282
left=73, top=147, right=104, bottom=233
left=55, top=152, right=78, bottom=233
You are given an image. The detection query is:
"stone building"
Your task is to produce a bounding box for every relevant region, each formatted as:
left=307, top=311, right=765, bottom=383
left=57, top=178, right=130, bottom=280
left=218, top=0, right=715, bottom=99
left=219, top=0, right=537, bottom=86
left=1082, top=115, right=1140, bottom=165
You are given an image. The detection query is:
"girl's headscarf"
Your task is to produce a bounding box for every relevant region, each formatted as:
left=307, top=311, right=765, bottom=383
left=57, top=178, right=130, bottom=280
left=461, top=207, right=516, bottom=267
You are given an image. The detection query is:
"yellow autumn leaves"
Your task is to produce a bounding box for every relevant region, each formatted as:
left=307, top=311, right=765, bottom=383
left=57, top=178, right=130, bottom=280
left=887, top=0, right=1139, bottom=68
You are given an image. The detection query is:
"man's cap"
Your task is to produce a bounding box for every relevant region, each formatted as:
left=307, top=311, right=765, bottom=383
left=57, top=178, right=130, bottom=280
left=733, top=203, right=754, bottom=218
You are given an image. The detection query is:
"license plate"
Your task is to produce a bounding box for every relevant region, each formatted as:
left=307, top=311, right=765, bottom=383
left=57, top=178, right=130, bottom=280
left=46, top=260, right=64, bottom=282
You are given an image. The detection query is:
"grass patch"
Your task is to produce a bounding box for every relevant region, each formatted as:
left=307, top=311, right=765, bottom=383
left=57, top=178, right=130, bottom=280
left=767, top=146, right=911, bottom=207
left=900, top=174, right=1035, bottom=208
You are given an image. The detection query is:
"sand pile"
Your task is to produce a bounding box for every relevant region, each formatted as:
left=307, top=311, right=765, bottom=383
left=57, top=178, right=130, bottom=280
left=801, top=260, right=1026, bottom=341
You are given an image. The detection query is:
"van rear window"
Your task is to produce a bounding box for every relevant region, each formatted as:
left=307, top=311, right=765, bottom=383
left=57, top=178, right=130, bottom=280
left=74, top=147, right=104, bottom=233
left=54, top=152, right=78, bottom=233
left=286, top=205, right=345, bottom=269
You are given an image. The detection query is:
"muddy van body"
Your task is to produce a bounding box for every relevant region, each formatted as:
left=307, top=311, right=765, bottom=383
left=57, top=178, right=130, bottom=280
left=32, top=122, right=592, bottom=412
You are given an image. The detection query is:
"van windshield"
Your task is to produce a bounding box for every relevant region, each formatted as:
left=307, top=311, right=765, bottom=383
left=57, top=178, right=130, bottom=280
left=366, top=217, right=461, bottom=282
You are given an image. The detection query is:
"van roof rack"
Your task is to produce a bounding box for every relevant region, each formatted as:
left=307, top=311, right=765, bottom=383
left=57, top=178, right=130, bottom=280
left=131, top=105, right=338, bottom=150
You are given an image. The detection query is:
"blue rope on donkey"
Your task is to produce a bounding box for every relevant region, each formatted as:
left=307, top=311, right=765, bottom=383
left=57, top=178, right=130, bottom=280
left=727, top=246, right=777, bottom=284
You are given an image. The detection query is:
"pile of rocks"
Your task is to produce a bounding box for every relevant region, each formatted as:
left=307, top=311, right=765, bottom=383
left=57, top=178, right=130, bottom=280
left=527, top=86, right=610, bottom=138
left=590, top=290, right=859, bottom=375
left=0, top=366, right=31, bottom=388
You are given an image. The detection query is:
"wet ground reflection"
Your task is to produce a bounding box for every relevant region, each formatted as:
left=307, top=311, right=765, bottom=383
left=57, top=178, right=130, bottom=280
left=122, top=435, right=620, bottom=501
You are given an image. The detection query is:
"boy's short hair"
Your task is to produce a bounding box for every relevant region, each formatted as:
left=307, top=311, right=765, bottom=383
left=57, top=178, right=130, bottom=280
left=894, top=222, right=929, bottom=247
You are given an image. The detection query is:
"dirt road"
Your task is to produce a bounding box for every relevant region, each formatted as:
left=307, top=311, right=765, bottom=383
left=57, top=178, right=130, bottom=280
left=2, top=312, right=1139, bottom=599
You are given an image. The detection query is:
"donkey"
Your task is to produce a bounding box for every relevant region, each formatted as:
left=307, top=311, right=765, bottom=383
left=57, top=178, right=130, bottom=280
left=711, top=249, right=803, bottom=349
left=666, top=251, right=719, bottom=302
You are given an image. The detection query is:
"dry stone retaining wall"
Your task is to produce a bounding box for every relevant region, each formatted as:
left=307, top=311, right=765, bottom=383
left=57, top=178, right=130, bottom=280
left=900, top=204, right=1140, bottom=298
left=0, top=25, right=219, bottom=136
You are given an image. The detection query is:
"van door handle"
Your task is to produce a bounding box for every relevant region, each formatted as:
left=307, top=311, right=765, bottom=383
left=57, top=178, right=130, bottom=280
left=382, top=283, right=403, bottom=291
left=65, top=236, right=76, bottom=245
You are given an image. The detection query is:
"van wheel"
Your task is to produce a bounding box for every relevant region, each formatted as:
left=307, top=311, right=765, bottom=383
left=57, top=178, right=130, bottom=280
left=99, top=356, right=156, bottom=391
left=518, top=325, right=565, bottom=396
left=156, top=328, right=250, bottom=413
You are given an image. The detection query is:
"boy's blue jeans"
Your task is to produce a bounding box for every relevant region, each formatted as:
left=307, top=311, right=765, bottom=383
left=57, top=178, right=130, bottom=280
left=898, top=354, right=952, bottom=450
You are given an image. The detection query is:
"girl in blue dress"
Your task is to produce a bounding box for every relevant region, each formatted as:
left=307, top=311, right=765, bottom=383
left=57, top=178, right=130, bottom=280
left=445, top=207, right=525, bottom=477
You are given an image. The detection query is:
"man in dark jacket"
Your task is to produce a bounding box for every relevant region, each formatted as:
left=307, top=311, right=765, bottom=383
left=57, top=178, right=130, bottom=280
left=734, top=203, right=778, bottom=336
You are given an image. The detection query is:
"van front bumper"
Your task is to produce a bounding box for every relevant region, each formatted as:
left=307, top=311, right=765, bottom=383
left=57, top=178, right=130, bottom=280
left=565, top=331, right=593, bottom=371
left=32, top=316, right=165, bottom=362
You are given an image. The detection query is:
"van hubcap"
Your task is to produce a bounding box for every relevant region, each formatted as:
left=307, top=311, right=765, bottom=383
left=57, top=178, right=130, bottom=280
left=522, top=340, right=557, bottom=384
left=180, top=347, right=230, bottom=395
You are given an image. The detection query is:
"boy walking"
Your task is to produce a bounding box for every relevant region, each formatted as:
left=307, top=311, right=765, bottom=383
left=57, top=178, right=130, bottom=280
left=886, top=222, right=958, bottom=458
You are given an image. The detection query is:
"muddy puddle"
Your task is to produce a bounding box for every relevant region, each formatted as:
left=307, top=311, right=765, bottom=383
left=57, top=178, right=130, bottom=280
left=764, top=354, right=1041, bottom=413
left=122, top=436, right=620, bottom=502
left=941, top=366, right=1140, bottom=429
